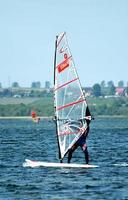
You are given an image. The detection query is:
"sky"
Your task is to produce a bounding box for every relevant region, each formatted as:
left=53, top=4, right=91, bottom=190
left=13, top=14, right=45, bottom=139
left=0, top=0, right=128, bottom=87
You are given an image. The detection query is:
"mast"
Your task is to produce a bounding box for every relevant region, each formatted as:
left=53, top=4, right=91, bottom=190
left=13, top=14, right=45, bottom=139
left=54, top=35, right=62, bottom=162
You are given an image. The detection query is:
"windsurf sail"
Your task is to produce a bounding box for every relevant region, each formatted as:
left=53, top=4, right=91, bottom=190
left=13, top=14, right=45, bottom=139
left=54, top=32, right=92, bottom=161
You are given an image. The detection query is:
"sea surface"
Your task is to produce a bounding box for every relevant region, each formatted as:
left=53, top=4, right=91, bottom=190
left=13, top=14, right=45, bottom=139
left=0, top=117, right=128, bottom=200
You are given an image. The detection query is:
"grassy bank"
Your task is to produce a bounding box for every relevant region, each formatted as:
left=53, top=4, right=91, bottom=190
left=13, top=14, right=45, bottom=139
left=0, top=96, right=128, bottom=117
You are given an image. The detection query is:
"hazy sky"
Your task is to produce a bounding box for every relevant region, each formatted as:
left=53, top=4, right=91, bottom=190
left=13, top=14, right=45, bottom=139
left=0, top=0, right=128, bottom=87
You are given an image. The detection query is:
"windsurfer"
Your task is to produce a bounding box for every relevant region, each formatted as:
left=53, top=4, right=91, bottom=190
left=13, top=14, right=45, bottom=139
left=31, top=111, right=40, bottom=123
left=68, top=119, right=90, bottom=164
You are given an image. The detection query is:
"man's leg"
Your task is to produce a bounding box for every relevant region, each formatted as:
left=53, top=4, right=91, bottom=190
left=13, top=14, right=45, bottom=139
left=68, top=144, right=77, bottom=163
left=68, top=149, right=73, bottom=163
left=82, top=144, right=89, bottom=164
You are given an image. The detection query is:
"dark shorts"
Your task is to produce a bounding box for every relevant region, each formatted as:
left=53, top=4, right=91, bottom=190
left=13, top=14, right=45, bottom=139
left=75, top=136, right=87, bottom=152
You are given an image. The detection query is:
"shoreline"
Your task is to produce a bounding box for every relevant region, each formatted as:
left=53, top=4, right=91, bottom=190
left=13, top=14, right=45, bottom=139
left=0, top=115, right=127, bottom=119
left=0, top=116, right=53, bottom=120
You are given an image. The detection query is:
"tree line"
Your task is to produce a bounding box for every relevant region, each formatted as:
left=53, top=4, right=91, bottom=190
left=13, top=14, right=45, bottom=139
left=92, top=81, right=128, bottom=97
left=0, top=80, right=128, bottom=98
left=0, top=81, right=51, bottom=89
left=0, top=80, right=127, bottom=89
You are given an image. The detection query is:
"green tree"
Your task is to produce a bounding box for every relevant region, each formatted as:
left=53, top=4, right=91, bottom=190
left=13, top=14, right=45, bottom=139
left=109, top=84, right=116, bottom=95
left=31, top=81, right=41, bottom=88
left=36, top=81, right=41, bottom=88
left=3, top=89, right=12, bottom=97
left=100, top=80, right=106, bottom=88
left=12, top=82, right=20, bottom=88
left=31, top=82, right=36, bottom=88
left=100, top=80, right=106, bottom=96
left=118, top=80, right=124, bottom=87
left=107, top=81, right=114, bottom=88
left=92, top=83, right=101, bottom=97
left=107, top=81, right=115, bottom=95
left=126, top=87, right=128, bottom=96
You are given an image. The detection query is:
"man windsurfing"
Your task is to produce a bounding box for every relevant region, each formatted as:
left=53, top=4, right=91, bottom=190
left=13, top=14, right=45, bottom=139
left=31, top=111, right=40, bottom=123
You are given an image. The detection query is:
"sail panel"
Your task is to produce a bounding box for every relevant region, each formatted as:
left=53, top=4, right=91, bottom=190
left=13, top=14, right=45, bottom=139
left=54, top=77, right=79, bottom=91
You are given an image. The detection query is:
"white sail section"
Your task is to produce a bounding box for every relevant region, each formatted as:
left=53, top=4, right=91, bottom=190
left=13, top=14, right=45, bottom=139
left=54, top=32, right=91, bottom=160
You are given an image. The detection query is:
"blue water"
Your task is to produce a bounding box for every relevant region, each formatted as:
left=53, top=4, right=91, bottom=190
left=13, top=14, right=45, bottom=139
left=0, top=117, right=128, bottom=200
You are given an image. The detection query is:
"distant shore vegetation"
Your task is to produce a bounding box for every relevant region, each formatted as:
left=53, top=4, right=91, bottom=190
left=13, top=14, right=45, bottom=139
left=0, top=80, right=128, bottom=117
left=0, top=96, right=128, bottom=117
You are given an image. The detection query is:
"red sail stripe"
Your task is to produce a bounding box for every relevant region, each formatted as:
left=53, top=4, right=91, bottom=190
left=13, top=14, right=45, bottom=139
left=57, top=99, right=85, bottom=111
left=57, top=32, right=66, bottom=47
left=58, top=127, right=87, bottom=136
left=58, top=130, right=78, bottom=136
left=54, top=78, right=79, bottom=91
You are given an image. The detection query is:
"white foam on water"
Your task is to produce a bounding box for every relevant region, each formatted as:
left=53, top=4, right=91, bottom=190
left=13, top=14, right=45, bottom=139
left=113, top=163, right=128, bottom=167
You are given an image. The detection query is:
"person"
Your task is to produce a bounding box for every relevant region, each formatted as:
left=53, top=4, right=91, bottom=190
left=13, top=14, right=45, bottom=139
left=68, top=119, right=90, bottom=164
left=31, top=111, right=40, bottom=124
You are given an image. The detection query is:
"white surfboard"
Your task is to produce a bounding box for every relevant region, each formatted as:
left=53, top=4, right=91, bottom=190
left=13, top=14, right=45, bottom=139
left=23, top=159, right=98, bottom=168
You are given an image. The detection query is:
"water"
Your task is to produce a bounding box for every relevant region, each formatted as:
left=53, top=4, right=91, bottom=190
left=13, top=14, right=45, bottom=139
left=0, top=117, right=128, bottom=200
